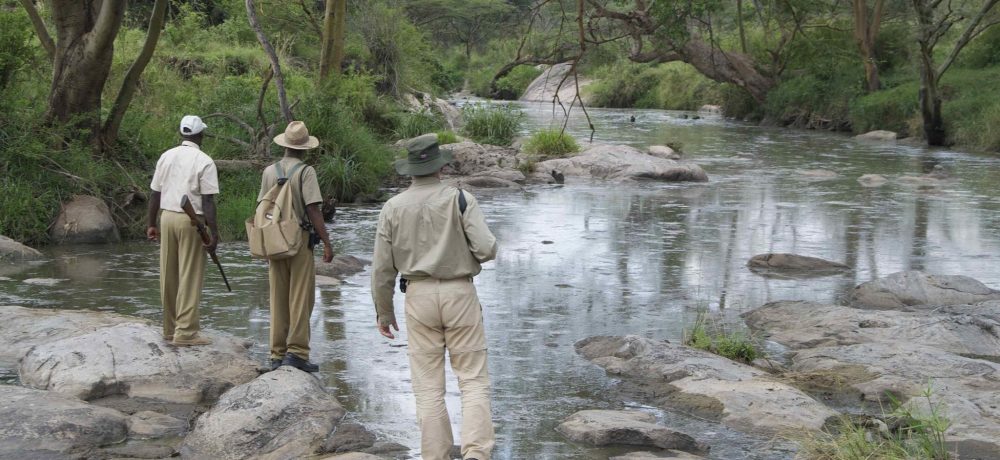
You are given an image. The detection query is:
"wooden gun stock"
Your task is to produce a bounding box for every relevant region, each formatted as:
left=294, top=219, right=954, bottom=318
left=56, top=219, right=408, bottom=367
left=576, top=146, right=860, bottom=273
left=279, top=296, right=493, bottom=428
left=180, top=195, right=232, bottom=292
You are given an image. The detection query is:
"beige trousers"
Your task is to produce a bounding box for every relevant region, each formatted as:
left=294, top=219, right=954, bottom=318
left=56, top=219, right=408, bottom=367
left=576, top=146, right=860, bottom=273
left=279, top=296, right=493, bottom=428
left=159, top=210, right=205, bottom=341
left=268, top=231, right=315, bottom=361
left=405, top=278, right=494, bottom=460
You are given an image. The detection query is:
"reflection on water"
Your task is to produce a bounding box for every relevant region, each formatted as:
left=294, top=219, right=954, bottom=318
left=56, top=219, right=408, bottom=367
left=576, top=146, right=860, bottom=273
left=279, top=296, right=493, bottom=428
left=3, top=102, right=1000, bottom=459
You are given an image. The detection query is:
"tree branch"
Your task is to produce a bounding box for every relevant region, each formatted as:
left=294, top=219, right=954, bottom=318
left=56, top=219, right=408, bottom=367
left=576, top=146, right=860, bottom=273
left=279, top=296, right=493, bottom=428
left=90, top=0, right=126, bottom=54
left=246, top=0, right=293, bottom=123
left=937, top=0, right=1000, bottom=78
left=19, top=0, right=54, bottom=60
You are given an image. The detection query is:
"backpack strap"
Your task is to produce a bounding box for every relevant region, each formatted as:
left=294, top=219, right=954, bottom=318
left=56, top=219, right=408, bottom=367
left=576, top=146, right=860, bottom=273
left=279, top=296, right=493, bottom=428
left=276, top=161, right=305, bottom=185
left=458, top=189, right=467, bottom=215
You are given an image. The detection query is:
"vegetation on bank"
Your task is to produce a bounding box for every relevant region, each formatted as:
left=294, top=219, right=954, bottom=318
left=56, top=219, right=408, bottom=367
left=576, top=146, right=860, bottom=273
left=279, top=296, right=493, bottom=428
left=523, top=129, right=579, bottom=157
left=683, top=313, right=760, bottom=364
left=461, top=104, right=523, bottom=146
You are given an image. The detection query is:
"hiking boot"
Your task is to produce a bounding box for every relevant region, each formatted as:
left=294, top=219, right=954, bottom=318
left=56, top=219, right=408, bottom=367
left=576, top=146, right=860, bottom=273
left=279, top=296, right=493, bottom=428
left=269, top=359, right=282, bottom=371
left=281, top=352, right=319, bottom=373
left=173, top=335, right=212, bottom=347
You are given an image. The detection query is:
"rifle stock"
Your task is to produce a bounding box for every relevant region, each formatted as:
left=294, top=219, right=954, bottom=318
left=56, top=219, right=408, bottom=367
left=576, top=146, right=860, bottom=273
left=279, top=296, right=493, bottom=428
left=180, top=195, right=232, bottom=292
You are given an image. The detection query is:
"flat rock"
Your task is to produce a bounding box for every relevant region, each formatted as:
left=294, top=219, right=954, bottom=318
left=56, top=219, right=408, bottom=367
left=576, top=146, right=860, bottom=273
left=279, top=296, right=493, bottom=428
left=0, top=385, right=128, bottom=458
left=50, top=195, right=121, bottom=244
left=322, top=422, right=377, bottom=453
left=611, top=451, right=706, bottom=459
left=855, top=130, right=897, bottom=141
left=0, top=306, right=137, bottom=367
left=450, top=175, right=523, bottom=189
left=443, top=141, right=520, bottom=174
left=857, top=174, right=889, bottom=187
left=319, top=454, right=384, bottom=460
left=556, top=410, right=703, bottom=452
left=316, top=275, right=342, bottom=287
left=127, top=410, right=187, bottom=439
left=22, top=277, right=66, bottom=286
left=520, top=62, right=592, bottom=103
left=537, top=144, right=708, bottom=183
left=180, top=367, right=347, bottom=460
left=795, top=169, right=838, bottom=180
left=0, top=235, right=43, bottom=260
left=851, top=271, right=1000, bottom=309
left=315, top=255, right=370, bottom=279
left=19, top=321, right=258, bottom=404
left=575, top=336, right=836, bottom=436
left=648, top=145, right=681, bottom=160
left=747, top=253, right=849, bottom=278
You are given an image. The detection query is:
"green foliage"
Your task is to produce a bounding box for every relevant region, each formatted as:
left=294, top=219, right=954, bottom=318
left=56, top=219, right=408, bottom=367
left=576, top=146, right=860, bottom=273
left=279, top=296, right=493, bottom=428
left=393, top=110, right=444, bottom=139
left=0, top=9, right=32, bottom=91
left=436, top=130, right=459, bottom=145
left=523, top=129, right=579, bottom=157
left=682, top=313, right=760, bottom=363
left=354, top=3, right=442, bottom=96
left=587, top=61, right=721, bottom=110
left=849, top=83, right=919, bottom=136
left=493, top=65, right=543, bottom=100
left=959, top=25, right=1000, bottom=69
left=461, top=103, right=523, bottom=146
left=215, top=171, right=259, bottom=241
left=587, top=62, right=661, bottom=108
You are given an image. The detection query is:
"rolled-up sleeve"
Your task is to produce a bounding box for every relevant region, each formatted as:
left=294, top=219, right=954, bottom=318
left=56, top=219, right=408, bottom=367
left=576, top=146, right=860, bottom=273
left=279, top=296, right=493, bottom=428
left=371, top=204, right=398, bottom=327
left=462, top=193, right=497, bottom=263
left=199, top=161, right=219, bottom=195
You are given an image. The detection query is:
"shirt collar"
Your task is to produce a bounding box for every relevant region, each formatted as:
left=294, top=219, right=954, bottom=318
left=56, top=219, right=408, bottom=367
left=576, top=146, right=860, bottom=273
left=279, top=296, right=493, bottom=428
left=181, top=140, right=200, bottom=149
left=411, top=176, right=441, bottom=187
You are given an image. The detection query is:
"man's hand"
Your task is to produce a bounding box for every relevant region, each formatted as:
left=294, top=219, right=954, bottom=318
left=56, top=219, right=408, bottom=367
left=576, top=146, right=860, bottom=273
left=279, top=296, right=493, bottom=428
left=378, top=320, right=399, bottom=339
left=146, top=226, right=159, bottom=242
left=204, top=233, right=218, bottom=252
left=323, top=244, right=333, bottom=263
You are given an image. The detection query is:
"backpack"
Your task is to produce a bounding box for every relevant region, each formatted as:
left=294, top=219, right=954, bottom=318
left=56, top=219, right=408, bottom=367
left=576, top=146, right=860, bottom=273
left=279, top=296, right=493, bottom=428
left=246, top=162, right=308, bottom=260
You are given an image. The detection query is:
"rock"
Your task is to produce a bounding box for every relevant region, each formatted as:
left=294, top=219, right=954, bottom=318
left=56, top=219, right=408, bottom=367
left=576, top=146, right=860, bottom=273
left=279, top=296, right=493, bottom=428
left=746, top=253, right=849, bottom=278
left=648, top=145, right=681, bottom=160
left=100, top=443, right=176, bottom=459
left=520, top=62, right=592, bottom=103
left=698, top=105, right=723, bottom=115
left=857, top=174, right=889, bottom=187
left=795, top=169, right=838, bottom=180
left=0, top=385, right=128, bottom=458
left=180, top=367, right=348, bottom=460
left=556, top=410, right=703, bottom=452
left=362, top=442, right=409, bottom=455
left=575, top=336, right=837, bottom=435
left=0, top=306, right=137, bottom=367
left=403, top=92, right=463, bottom=130
left=0, top=235, right=43, bottom=260
left=19, top=321, right=258, bottom=404
left=443, top=141, right=520, bottom=174
left=315, top=255, right=371, bottom=279
left=320, top=454, right=384, bottom=460
left=316, top=275, right=342, bottom=287
left=127, top=410, right=187, bottom=439
left=450, top=175, right=523, bottom=189
left=50, top=195, right=121, bottom=244
left=611, top=451, right=706, bottom=459
left=742, top=301, right=1000, bottom=358
left=322, top=422, right=377, bottom=453
left=214, top=159, right=264, bottom=172
left=855, top=130, right=897, bottom=141
left=22, top=277, right=66, bottom=286
left=536, top=144, right=708, bottom=183
left=851, top=271, right=1000, bottom=309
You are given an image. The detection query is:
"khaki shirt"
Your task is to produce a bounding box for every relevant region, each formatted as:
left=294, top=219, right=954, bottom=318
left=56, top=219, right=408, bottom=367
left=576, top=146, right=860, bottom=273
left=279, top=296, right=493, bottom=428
left=371, top=176, right=498, bottom=326
left=257, top=157, right=323, bottom=222
left=150, top=141, right=219, bottom=214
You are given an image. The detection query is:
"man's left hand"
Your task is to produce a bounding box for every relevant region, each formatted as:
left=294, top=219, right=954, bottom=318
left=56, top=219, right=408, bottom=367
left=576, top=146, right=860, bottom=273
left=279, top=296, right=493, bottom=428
left=378, top=320, right=399, bottom=339
left=323, top=244, right=333, bottom=263
left=204, top=234, right=218, bottom=253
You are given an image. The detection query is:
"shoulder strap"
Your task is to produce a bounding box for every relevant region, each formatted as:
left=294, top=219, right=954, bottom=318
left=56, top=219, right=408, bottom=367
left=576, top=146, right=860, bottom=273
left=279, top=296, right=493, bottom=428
left=458, top=189, right=467, bottom=215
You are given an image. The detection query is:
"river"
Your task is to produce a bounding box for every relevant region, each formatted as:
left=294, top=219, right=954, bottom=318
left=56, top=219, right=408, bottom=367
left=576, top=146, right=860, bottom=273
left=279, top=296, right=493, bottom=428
left=3, top=101, right=1000, bottom=459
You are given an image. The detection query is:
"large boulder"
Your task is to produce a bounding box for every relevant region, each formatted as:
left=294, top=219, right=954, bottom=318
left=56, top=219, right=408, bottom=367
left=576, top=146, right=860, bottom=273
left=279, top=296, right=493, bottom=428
left=556, top=410, right=704, bottom=452
left=855, top=130, right=897, bottom=142
left=537, top=144, right=708, bottom=183
left=520, top=62, right=592, bottom=103
left=648, top=145, right=681, bottom=160
left=575, top=336, right=837, bottom=436
left=0, top=235, right=43, bottom=260
left=50, top=195, right=121, bottom=244
left=403, top=92, right=463, bottom=130
left=19, top=321, right=258, bottom=404
left=443, top=141, right=521, bottom=175
left=857, top=174, right=889, bottom=187
left=611, top=451, right=705, bottom=460
left=851, top=271, right=1000, bottom=309
left=0, top=306, right=136, bottom=367
left=0, top=385, right=128, bottom=459
left=747, top=253, right=849, bottom=278
left=315, top=255, right=370, bottom=279
left=180, top=367, right=348, bottom=460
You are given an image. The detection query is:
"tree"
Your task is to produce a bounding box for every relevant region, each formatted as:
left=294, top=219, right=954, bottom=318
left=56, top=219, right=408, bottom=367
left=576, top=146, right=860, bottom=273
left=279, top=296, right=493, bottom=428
left=319, top=0, right=347, bottom=80
left=911, top=0, right=1000, bottom=145
left=853, top=0, right=886, bottom=92
left=405, top=0, right=516, bottom=59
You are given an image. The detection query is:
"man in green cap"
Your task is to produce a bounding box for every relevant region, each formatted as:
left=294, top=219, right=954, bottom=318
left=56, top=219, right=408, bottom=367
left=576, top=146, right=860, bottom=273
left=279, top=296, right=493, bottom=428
left=371, top=133, right=498, bottom=460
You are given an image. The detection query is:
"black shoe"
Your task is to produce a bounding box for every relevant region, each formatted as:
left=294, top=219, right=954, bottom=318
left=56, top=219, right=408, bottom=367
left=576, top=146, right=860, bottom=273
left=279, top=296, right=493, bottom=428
left=282, top=352, right=319, bottom=373
left=269, top=359, right=282, bottom=371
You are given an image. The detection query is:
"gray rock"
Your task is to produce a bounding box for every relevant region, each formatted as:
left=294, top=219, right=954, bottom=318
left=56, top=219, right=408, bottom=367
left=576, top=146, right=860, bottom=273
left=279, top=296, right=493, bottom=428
left=180, top=367, right=347, bottom=460
left=648, top=145, right=681, bottom=160
left=100, top=443, right=176, bottom=459
left=450, top=175, right=523, bottom=189
left=19, top=321, right=258, bottom=404
left=698, top=105, right=723, bottom=115
left=0, top=385, right=128, bottom=458
left=315, top=255, right=371, bottom=279
left=795, top=169, right=838, bottom=180
left=316, top=275, right=342, bottom=287
left=520, top=62, right=592, bottom=103
left=362, top=441, right=410, bottom=455
left=575, top=336, right=837, bottom=435
left=319, top=454, right=385, bottom=460
left=747, top=253, right=849, bottom=278
left=127, top=410, right=187, bottom=439
left=611, top=451, right=706, bottom=459
left=22, top=277, right=66, bottom=286
left=537, top=144, right=708, bottom=183
left=443, top=141, right=520, bottom=174
left=855, top=130, right=898, bottom=141
left=50, top=195, right=121, bottom=244
left=556, top=410, right=703, bottom=452
left=857, top=174, right=889, bottom=187
left=851, top=271, right=1000, bottom=309
left=322, top=422, right=377, bottom=453
left=0, top=235, right=43, bottom=260
left=403, top=93, right=462, bottom=130
left=0, top=306, right=136, bottom=367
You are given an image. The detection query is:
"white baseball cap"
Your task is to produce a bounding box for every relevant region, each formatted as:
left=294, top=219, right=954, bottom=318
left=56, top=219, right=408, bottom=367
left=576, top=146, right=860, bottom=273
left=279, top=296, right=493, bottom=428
left=179, top=115, right=207, bottom=135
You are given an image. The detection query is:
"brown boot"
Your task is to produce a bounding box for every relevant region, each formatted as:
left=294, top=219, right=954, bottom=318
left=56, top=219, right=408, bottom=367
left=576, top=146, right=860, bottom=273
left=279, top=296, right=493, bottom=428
left=173, top=335, right=212, bottom=347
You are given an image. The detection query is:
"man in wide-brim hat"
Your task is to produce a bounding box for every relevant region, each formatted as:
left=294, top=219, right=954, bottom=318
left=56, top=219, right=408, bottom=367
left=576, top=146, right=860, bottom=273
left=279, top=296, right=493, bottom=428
left=257, top=121, right=333, bottom=373
left=371, top=133, right=499, bottom=460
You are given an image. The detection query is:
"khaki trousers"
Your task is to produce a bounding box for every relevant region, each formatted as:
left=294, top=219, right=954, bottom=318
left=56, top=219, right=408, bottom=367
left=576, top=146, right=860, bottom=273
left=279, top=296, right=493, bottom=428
left=268, top=231, right=315, bottom=361
left=159, top=210, right=205, bottom=341
left=405, top=278, right=494, bottom=460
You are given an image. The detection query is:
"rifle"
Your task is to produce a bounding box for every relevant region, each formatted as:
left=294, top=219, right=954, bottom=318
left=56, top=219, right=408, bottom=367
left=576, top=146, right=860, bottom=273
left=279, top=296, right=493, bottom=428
left=180, top=195, right=232, bottom=292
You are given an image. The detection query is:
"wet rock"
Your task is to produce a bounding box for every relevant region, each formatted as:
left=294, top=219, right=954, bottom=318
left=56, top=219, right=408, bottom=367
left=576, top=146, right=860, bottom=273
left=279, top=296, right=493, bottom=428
left=362, top=441, right=410, bottom=455
left=443, top=141, right=520, bottom=174
left=316, top=275, right=342, bottom=287
left=611, top=451, right=706, bottom=459
left=320, top=454, right=384, bottom=460
left=575, top=336, right=837, bottom=435
left=50, top=195, right=121, bottom=244
left=403, top=92, right=462, bottom=130
left=0, top=385, right=128, bottom=458
left=796, top=169, right=838, bottom=180
left=450, top=175, right=523, bottom=189
left=180, top=367, right=347, bottom=460
left=19, top=321, right=258, bottom=404
left=851, top=271, right=1000, bottom=309
left=322, top=422, right=377, bottom=453
left=0, top=235, right=43, bottom=260
left=0, top=306, right=136, bottom=367
left=698, top=105, right=722, bottom=115
left=520, top=62, right=592, bottom=103
left=742, top=301, right=1000, bottom=358
left=537, top=144, right=708, bottom=183
left=747, top=253, right=849, bottom=278
left=127, top=410, right=187, bottom=439
left=648, top=145, right=681, bottom=160
left=315, top=255, right=370, bottom=279
left=855, top=130, right=897, bottom=141
left=556, top=410, right=704, bottom=452
left=100, top=443, right=176, bottom=459
left=857, top=174, right=889, bottom=187
left=22, top=277, right=66, bottom=286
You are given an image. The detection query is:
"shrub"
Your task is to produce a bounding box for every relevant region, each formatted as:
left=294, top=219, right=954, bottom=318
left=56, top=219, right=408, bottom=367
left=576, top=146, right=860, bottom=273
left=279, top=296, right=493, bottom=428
left=436, top=131, right=459, bottom=145
left=0, top=9, right=33, bottom=91
left=587, top=62, right=660, bottom=108
left=959, top=25, right=1000, bottom=69
left=393, top=109, right=443, bottom=140
left=524, top=129, right=579, bottom=157
left=683, top=313, right=760, bottom=364
left=462, top=104, right=523, bottom=146
left=849, top=82, right=919, bottom=136
left=493, top=65, right=543, bottom=100
left=215, top=171, right=259, bottom=241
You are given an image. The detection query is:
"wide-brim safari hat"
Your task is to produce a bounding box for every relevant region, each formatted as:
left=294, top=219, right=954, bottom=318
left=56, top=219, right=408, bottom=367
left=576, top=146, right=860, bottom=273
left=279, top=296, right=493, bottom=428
left=274, top=121, right=320, bottom=150
left=394, top=133, right=453, bottom=176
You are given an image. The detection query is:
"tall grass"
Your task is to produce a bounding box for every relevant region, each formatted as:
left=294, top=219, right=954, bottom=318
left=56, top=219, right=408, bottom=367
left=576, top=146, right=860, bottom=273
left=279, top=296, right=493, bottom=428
left=523, top=129, right=580, bottom=157
left=393, top=110, right=443, bottom=139
left=682, top=312, right=760, bottom=363
left=461, top=104, right=523, bottom=146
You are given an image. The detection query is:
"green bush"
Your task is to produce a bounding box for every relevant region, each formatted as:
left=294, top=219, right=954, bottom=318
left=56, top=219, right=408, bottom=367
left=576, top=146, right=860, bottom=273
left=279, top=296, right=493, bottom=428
left=0, top=9, right=32, bottom=91
left=493, top=65, right=543, bottom=100
left=959, top=26, right=1000, bottom=69
left=215, top=171, right=259, bottom=241
left=393, top=110, right=443, bottom=140
left=849, top=82, right=919, bottom=136
left=587, top=62, right=660, bottom=108
left=436, top=131, right=459, bottom=145
left=462, top=104, right=523, bottom=146
left=523, top=129, right=579, bottom=157
left=683, top=313, right=760, bottom=364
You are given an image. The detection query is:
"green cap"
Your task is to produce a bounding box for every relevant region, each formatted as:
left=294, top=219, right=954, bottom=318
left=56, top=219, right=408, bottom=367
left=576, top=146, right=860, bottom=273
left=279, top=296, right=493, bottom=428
left=394, top=134, right=453, bottom=176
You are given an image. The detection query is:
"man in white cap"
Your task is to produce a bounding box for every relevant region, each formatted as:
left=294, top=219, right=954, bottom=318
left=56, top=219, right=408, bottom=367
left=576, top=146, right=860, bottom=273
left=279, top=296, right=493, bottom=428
left=257, top=120, right=333, bottom=373
left=146, top=115, right=219, bottom=347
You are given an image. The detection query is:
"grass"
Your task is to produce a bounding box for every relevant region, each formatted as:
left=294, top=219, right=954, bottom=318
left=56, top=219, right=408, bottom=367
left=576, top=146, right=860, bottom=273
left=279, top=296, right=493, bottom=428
left=436, top=130, right=459, bottom=145
left=523, top=128, right=579, bottom=157
left=461, top=103, right=523, bottom=146
left=682, top=312, right=760, bottom=364
left=393, top=109, right=443, bottom=140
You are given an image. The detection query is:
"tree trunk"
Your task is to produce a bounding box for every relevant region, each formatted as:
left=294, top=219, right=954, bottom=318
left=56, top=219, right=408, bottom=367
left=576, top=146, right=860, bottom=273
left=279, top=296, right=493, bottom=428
left=332, top=0, right=346, bottom=76
left=676, top=39, right=774, bottom=103
left=246, top=0, right=292, bottom=123
left=852, top=0, right=884, bottom=93
left=319, top=0, right=346, bottom=81
left=917, top=48, right=946, bottom=145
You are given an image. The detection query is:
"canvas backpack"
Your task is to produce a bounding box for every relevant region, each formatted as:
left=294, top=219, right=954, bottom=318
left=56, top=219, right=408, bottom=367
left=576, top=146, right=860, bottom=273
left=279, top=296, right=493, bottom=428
left=246, top=161, right=308, bottom=260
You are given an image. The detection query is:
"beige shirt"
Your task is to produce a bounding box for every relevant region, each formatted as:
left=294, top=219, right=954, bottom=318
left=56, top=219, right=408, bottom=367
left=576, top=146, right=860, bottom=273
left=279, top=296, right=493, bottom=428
left=150, top=141, right=219, bottom=214
left=257, top=157, right=323, bottom=222
left=371, top=176, right=498, bottom=326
